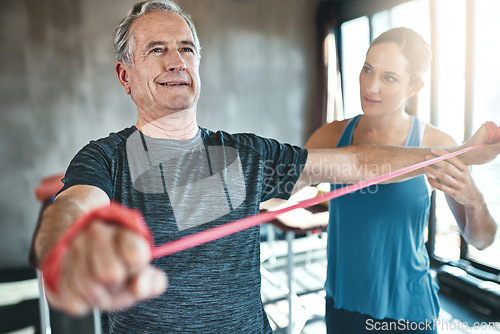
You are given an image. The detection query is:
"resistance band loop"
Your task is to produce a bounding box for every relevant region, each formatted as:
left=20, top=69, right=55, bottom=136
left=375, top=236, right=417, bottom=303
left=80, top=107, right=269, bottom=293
left=40, top=204, right=153, bottom=292
left=41, top=144, right=483, bottom=292
left=151, top=144, right=483, bottom=258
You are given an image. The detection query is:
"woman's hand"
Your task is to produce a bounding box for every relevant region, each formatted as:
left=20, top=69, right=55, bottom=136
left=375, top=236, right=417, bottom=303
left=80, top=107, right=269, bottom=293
left=425, top=148, right=483, bottom=208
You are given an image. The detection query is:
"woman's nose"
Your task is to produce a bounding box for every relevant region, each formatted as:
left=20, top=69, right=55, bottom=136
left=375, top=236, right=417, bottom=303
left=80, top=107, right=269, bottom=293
left=365, top=77, right=380, bottom=94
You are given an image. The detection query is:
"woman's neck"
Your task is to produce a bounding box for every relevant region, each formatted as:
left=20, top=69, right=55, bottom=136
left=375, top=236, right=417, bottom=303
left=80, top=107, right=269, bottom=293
left=360, top=110, right=411, bottom=129
left=354, top=111, right=413, bottom=145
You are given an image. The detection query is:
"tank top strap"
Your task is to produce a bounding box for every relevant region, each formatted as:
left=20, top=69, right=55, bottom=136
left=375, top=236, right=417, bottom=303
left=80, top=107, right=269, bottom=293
left=339, top=115, right=425, bottom=148
left=405, top=116, right=426, bottom=147
left=337, top=115, right=361, bottom=148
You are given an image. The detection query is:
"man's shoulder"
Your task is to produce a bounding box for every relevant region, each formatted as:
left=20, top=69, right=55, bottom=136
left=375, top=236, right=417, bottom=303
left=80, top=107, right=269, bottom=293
left=79, top=126, right=136, bottom=157
left=200, top=128, right=307, bottom=165
left=201, top=128, right=276, bottom=149
left=89, top=126, right=135, bottom=147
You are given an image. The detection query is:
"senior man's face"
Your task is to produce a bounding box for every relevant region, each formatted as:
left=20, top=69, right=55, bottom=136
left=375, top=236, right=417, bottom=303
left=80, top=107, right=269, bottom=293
left=116, top=10, right=201, bottom=116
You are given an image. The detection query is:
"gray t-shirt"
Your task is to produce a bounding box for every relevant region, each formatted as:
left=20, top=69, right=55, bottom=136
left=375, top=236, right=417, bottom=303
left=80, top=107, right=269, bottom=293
left=60, top=126, right=308, bottom=333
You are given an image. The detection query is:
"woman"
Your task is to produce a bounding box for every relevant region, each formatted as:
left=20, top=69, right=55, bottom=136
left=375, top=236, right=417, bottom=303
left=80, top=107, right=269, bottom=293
left=305, top=28, right=497, bottom=333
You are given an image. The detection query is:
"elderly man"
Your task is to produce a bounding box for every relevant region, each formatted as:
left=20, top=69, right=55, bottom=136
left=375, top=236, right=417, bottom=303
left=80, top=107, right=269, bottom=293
left=32, top=1, right=500, bottom=333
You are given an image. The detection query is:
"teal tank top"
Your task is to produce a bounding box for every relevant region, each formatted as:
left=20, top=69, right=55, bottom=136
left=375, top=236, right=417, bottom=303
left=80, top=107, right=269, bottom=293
left=325, top=115, right=440, bottom=322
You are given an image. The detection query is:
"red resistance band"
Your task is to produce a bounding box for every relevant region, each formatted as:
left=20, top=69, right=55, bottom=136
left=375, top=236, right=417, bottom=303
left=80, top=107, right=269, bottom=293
left=40, top=203, right=153, bottom=293
left=40, top=143, right=485, bottom=293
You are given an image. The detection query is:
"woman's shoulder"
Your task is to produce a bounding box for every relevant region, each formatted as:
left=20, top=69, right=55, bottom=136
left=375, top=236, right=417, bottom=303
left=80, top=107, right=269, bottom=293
left=305, top=118, right=352, bottom=149
left=420, top=120, right=458, bottom=147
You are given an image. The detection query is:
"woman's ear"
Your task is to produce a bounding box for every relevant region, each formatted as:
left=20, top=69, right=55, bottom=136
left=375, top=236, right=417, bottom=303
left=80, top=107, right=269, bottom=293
left=409, top=79, right=424, bottom=97
left=115, top=61, right=132, bottom=95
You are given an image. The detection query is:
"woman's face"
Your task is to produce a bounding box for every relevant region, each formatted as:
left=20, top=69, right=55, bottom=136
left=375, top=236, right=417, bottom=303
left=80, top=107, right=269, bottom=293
left=359, top=42, right=419, bottom=117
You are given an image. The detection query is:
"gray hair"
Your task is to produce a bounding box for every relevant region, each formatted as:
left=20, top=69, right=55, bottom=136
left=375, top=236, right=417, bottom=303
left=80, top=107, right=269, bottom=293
left=113, top=0, right=201, bottom=65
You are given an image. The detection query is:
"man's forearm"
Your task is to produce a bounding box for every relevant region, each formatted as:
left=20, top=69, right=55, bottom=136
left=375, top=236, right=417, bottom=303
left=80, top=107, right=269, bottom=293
left=33, top=199, right=83, bottom=267
left=297, top=144, right=435, bottom=188
left=296, top=121, right=500, bottom=191
left=32, top=185, right=110, bottom=267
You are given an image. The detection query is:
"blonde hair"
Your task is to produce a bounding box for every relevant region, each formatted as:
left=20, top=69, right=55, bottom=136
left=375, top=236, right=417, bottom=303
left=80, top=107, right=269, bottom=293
left=369, top=28, right=432, bottom=116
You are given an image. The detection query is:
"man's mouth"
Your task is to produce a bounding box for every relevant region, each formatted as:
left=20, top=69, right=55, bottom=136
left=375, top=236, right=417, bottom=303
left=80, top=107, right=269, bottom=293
left=159, top=82, right=188, bottom=86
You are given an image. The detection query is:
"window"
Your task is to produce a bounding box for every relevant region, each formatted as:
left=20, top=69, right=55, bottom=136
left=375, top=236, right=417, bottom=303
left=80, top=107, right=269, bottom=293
left=330, top=0, right=500, bottom=271
left=431, top=0, right=467, bottom=262
left=338, top=1, right=431, bottom=122
left=340, top=16, right=370, bottom=119
left=465, top=0, right=500, bottom=270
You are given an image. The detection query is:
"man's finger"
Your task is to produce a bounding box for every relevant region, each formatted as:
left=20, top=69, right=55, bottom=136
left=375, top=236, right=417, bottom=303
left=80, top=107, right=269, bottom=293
left=116, top=227, right=152, bottom=275
left=484, top=121, right=500, bottom=144
left=87, top=222, right=127, bottom=291
left=130, top=266, right=168, bottom=301
left=69, top=239, right=107, bottom=306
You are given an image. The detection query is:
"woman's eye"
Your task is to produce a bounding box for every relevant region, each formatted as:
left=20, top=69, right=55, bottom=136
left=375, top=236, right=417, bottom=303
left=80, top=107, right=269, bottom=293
left=385, top=75, right=397, bottom=82
left=362, top=66, right=374, bottom=75
left=150, top=48, right=163, bottom=54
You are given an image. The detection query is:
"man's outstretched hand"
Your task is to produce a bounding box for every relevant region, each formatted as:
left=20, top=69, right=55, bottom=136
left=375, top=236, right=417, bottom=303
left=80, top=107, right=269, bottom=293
left=44, top=220, right=167, bottom=316
left=460, top=121, right=500, bottom=165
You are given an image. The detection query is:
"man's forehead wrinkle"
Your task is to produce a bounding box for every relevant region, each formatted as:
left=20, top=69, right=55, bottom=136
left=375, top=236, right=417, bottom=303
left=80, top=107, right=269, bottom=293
left=128, top=11, right=199, bottom=61
left=145, top=41, right=165, bottom=50
left=134, top=27, right=195, bottom=48
left=140, top=39, right=194, bottom=53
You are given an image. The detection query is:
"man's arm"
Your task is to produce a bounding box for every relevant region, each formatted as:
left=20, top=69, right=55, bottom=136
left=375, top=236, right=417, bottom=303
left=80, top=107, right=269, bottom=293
left=34, top=185, right=109, bottom=265
left=34, top=185, right=167, bottom=316
left=294, top=144, right=429, bottom=191
left=294, top=122, right=500, bottom=192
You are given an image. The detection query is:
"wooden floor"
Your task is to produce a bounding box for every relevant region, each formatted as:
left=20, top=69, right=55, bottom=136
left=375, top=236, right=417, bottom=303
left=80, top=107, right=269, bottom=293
left=1, top=231, right=499, bottom=333
left=261, top=232, right=328, bottom=333
left=260, top=231, right=500, bottom=334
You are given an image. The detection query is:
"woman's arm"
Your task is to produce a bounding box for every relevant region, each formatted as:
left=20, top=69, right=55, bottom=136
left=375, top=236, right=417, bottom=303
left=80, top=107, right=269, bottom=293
left=423, top=124, right=497, bottom=250
left=425, top=148, right=497, bottom=250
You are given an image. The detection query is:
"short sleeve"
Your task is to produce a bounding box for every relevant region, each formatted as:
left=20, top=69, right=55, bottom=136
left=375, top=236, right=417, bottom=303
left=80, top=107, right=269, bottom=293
left=255, top=137, right=308, bottom=202
left=59, top=141, right=114, bottom=198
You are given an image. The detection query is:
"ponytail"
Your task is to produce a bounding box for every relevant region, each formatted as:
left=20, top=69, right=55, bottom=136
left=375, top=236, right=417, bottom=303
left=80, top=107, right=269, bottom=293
left=405, top=96, right=418, bottom=116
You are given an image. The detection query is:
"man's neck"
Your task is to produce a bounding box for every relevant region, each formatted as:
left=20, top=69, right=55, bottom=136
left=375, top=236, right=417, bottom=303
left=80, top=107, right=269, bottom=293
left=136, top=108, right=199, bottom=140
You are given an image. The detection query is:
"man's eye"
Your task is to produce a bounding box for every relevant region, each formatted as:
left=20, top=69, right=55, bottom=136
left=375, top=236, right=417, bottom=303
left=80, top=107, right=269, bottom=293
left=150, top=48, right=163, bottom=53
left=181, top=47, right=194, bottom=53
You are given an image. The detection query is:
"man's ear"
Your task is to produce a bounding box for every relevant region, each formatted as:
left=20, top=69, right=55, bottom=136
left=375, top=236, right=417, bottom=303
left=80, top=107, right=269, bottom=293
left=409, top=79, right=424, bottom=97
left=115, top=61, right=132, bottom=95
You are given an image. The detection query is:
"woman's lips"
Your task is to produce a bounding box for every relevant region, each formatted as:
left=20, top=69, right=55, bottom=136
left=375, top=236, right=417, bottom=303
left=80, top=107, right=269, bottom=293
left=363, top=96, right=380, bottom=104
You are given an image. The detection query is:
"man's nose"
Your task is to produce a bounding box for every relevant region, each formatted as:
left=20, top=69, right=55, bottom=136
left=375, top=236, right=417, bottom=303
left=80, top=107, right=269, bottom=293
left=165, top=51, right=186, bottom=71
